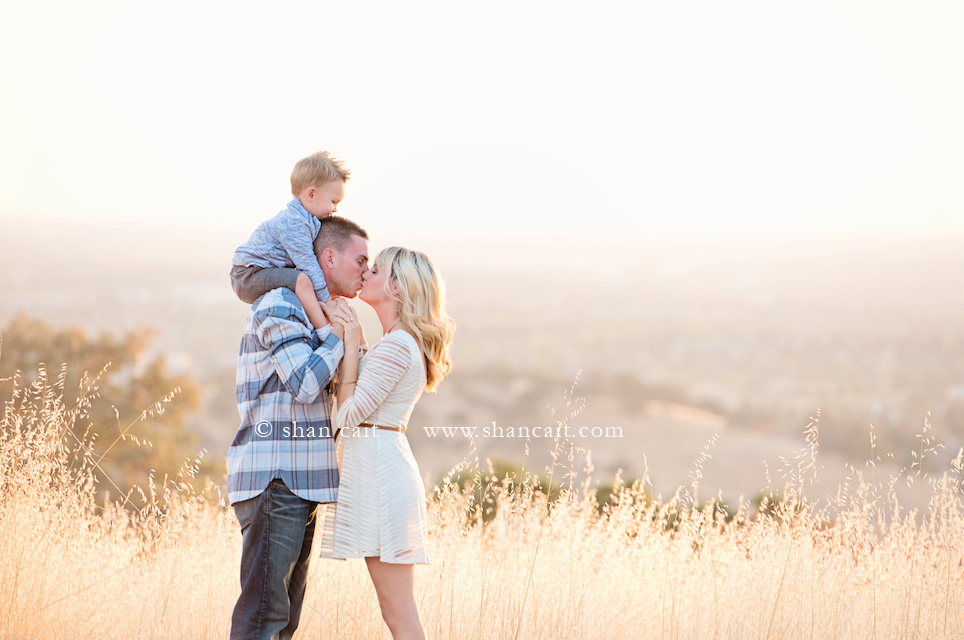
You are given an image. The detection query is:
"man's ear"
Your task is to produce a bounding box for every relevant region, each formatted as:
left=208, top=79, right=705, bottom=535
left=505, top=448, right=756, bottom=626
left=320, top=246, right=336, bottom=267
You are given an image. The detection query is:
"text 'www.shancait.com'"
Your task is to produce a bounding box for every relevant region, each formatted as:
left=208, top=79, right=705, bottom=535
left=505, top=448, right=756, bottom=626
left=423, top=422, right=624, bottom=439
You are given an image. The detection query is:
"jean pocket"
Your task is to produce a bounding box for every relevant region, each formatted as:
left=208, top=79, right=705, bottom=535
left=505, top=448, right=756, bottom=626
left=232, top=497, right=259, bottom=532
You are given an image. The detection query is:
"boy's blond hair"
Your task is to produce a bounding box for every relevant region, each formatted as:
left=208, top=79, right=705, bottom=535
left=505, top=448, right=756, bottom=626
left=290, top=151, right=350, bottom=196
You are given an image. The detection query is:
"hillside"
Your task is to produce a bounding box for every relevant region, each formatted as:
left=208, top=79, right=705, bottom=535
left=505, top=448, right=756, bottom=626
left=2, top=216, right=963, bottom=504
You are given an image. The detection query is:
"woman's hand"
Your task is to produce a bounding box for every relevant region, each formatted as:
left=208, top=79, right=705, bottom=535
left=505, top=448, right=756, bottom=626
left=341, top=307, right=361, bottom=345
left=332, top=303, right=361, bottom=405
left=329, top=316, right=346, bottom=342
left=329, top=305, right=360, bottom=345
left=325, top=299, right=353, bottom=341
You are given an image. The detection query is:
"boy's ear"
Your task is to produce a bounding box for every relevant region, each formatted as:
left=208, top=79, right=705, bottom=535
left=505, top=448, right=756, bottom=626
left=304, top=186, right=316, bottom=200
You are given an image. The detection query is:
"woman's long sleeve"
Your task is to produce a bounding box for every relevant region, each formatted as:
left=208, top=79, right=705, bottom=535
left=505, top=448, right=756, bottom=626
left=333, top=336, right=413, bottom=433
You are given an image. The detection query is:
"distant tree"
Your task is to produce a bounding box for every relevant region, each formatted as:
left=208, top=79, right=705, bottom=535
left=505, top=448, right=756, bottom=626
left=595, top=476, right=650, bottom=513
left=438, top=459, right=566, bottom=523
left=0, top=313, right=201, bottom=497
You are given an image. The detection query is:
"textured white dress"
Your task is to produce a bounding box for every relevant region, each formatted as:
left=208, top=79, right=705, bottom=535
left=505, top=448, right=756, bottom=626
left=318, top=330, right=430, bottom=564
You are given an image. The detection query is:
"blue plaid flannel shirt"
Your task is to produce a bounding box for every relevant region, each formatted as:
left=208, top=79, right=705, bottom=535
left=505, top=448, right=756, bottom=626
left=227, top=287, right=344, bottom=505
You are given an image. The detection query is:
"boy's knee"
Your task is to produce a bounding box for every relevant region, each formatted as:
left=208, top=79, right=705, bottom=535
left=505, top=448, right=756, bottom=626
left=234, top=283, right=259, bottom=305
left=230, top=269, right=259, bottom=304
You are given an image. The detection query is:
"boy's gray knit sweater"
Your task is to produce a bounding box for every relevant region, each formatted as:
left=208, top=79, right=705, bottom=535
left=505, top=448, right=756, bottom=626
left=231, top=198, right=330, bottom=302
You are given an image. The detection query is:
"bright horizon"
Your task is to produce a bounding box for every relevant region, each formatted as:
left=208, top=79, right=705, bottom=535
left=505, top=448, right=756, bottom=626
left=2, top=1, right=963, bottom=241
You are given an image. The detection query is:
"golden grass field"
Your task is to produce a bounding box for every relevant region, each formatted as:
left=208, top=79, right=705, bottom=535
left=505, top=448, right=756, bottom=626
left=3, top=368, right=964, bottom=640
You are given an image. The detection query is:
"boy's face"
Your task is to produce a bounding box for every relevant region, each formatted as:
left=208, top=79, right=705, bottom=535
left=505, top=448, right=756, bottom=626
left=300, top=180, right=346, bottom=219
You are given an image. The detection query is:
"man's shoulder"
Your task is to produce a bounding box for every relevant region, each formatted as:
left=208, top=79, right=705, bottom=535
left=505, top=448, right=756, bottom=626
left=253, top=286, right=301, bottom=308
left=242, top=289, right=313, bottom=351
left=249, top=288, right=306, bottom=322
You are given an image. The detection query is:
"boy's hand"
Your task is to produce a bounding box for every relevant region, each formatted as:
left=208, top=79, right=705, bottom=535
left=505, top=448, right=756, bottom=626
left=321, top=299, right=354, bottom=320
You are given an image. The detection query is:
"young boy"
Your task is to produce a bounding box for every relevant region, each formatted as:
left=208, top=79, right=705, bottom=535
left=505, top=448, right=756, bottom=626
left=230, top=151, right=350, bottom=320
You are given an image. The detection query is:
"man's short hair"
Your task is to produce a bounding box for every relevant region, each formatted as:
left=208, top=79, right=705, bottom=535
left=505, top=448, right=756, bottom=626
left=290, top=151, right=350, bottom=196
left=314, top=216, right=369, bottom=255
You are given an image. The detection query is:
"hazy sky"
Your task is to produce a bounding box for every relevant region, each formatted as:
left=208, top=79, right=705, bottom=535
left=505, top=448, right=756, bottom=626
left=2, top=1, right=963, bottom=240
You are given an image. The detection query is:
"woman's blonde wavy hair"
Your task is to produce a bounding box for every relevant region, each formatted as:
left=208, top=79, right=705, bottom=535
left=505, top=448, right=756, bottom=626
left=375, top=247, right=455, bottom=391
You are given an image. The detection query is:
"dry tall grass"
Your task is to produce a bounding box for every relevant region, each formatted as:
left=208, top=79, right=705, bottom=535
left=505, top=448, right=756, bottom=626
left=2, top=367, right=964, bottom=639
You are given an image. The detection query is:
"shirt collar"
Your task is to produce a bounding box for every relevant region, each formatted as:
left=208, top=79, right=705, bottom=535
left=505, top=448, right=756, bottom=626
left=288, top=198, right=311, bottom=218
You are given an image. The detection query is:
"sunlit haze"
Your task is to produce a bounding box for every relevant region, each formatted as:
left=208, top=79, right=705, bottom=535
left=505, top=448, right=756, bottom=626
left=2, top=0, right=964, bottom=506
left=2, top=1, right=963, bottom=239
left=4, top=5, right=964, bottom=635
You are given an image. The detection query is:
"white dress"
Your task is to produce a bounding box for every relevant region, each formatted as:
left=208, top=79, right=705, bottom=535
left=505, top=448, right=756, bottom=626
left=318, top=330, right=430, bottom=564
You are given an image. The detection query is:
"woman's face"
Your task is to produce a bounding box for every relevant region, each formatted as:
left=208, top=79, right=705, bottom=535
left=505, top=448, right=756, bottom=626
left=359, top=261, right=390, bottom=305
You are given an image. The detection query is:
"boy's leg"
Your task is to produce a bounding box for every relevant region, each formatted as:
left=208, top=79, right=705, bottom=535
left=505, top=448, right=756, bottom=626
left=230, top=479, right=319, bottom=640
left=231, top=265, right=302, bottom=304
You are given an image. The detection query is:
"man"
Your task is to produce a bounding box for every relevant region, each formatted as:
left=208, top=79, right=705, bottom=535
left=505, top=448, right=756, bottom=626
left=227, top=216, right=369, bottom=640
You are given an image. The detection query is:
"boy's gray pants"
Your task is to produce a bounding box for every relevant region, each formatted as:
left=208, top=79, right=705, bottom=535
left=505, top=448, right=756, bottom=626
left=230, top=265, right=301, bottom=304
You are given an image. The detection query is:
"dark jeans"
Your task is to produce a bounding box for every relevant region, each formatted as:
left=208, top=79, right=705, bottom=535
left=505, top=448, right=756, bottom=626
left=231, top=265, right=301, bottom=304
left=230, top=479, right=319, bottom=640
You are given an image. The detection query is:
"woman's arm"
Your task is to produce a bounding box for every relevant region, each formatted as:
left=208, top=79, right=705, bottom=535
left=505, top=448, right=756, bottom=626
left=358, top=323, right=369, bottom=354
left=335, top=314, right=361, bottom=406
left=333, top=335, right=413, bottom=433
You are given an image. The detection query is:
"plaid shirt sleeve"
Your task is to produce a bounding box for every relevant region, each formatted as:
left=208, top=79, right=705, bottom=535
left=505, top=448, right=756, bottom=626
left=227, top=288, right=344, bottom=505
left=255, top=309, right=343, bottom=403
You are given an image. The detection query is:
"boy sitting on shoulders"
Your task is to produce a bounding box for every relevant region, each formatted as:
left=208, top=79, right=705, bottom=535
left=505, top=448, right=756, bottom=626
left=230, top=150, right=350, bottom=324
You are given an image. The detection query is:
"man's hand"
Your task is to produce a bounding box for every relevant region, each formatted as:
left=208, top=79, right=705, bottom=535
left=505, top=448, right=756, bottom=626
left=324, top=299, right=354, bottom=342
left=323, top=298, right=353, bottom=314
left=320, top=299, right=340, bottom=320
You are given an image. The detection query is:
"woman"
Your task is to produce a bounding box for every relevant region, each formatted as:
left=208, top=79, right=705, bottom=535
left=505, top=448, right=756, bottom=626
left=319, top=246, right=454, bottom=640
